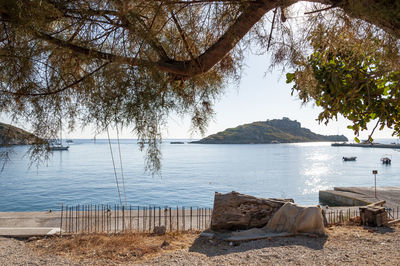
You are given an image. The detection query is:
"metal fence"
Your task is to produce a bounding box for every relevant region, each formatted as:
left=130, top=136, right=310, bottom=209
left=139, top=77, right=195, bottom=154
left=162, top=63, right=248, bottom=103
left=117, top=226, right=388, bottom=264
left=60, top=205, right=212, bottom=234
left=60, top=205, right=400, bottom=234
left=324, top=206, right=400, bottom=224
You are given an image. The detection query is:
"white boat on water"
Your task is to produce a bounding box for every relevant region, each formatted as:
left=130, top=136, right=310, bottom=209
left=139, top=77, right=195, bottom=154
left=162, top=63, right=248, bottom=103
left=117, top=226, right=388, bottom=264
left=381, top=154, right=392, bottom=165
left=342, top=156, right=357, bottom=161
left=50, top=121, right=69, bottom=151
left=50, top=144, right=69, bottom=151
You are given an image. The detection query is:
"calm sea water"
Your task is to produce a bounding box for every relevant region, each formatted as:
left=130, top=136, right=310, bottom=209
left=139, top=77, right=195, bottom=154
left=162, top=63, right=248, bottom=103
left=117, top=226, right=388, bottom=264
left=1, top=139, right=400, bottom=212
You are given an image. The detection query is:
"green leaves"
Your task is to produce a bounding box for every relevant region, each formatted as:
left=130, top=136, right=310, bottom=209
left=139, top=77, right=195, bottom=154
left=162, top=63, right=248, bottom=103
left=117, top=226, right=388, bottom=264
left=286, top=72, right=295, bottom=83
left=288, top=23, right=400, bottom=139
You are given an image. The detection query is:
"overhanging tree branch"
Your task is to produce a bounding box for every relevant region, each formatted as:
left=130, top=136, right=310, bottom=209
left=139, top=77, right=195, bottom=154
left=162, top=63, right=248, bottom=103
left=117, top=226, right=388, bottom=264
left=30, top=1, right=294, bottom=78
left=1, top=62, right=109, bottom=96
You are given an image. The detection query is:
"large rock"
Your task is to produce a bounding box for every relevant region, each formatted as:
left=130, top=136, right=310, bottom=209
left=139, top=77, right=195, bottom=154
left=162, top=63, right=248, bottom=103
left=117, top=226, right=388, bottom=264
left=265, top=202, right=326, bottom=235
left=211, top=191, right=294, bottom=231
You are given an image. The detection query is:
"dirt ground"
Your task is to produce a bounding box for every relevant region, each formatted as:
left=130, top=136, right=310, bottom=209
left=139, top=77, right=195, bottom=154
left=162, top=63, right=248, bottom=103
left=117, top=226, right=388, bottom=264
left=1, top=223, right=400, bottom=265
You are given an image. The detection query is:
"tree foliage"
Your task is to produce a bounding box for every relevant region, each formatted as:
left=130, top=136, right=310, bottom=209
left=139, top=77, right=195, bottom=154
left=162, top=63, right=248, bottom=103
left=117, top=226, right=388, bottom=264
left=0, top=0, right=399, bottom=171
left=286, top=10, right=400, bottom=141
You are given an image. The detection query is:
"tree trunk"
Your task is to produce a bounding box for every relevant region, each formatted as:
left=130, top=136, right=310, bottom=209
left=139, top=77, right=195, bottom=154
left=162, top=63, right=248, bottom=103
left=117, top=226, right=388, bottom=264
left=210, top=191, right=294, bottom=231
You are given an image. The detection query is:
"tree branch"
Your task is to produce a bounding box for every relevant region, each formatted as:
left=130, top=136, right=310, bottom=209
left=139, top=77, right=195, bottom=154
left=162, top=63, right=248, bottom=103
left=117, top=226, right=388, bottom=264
left=1, top=62, right=109, bottom=96
left=169, top=9, right=197, bottom=62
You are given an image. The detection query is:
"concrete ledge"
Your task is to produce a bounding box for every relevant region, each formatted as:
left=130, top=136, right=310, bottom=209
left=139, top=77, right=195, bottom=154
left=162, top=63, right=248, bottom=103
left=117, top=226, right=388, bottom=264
left=319, top=187, right=400, bottom=208
left=319, top=190, right=372, bottom=206
left=0, top=227, right=61, bottom=237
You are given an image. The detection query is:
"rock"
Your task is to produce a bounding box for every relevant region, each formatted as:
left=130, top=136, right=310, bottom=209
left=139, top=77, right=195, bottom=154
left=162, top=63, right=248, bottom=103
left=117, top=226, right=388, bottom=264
left=210, top=191, right=293, bottom=231
left=200, top=232, right=215, bottom=238
left=265, top=202, right=326, bottom=236
left=321, top=208, right=328, bottom=227
left=153, top=226, right=166, bottom=235
left=161, top=241, right=169, bottom=248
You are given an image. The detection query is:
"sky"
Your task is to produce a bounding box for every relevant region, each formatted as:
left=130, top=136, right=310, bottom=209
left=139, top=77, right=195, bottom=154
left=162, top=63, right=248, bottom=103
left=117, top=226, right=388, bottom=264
left=62, top=52, right=396, bottom=141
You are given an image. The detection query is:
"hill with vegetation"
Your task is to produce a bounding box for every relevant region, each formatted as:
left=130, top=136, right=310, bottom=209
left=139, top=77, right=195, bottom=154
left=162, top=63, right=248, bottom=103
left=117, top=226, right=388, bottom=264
left=0, top=122, right=40, bottom=145
left=193, top=118, right=348, bottom=144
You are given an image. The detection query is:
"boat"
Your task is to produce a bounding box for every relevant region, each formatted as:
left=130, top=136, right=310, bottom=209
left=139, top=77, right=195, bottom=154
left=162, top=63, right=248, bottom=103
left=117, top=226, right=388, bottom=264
left=381, top=154, right=392, bottom=165
left=170, top=141, right=184, bottom=144
left=342, top=156, right=357, bottom=161
left=50, top=120, right=69, bottom=151
left=66, top=139, right=73, bottom=143
left=50, top=144, right=69, bottom=151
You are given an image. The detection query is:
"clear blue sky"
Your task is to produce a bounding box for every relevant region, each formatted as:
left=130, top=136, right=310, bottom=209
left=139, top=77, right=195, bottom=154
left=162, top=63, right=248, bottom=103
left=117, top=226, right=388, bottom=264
left=68, top=53, right=395, bottom=141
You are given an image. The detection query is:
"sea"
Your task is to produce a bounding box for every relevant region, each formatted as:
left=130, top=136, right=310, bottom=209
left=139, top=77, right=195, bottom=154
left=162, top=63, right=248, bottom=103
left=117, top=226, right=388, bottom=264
left=1, top=139, right=399, bottom=212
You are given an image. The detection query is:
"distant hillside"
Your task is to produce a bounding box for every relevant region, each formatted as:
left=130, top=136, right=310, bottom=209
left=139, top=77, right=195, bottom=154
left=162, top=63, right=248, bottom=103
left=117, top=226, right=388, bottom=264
left=0, top=122, right=41, bottom=145
left=192, top=118, right=348, bottom=144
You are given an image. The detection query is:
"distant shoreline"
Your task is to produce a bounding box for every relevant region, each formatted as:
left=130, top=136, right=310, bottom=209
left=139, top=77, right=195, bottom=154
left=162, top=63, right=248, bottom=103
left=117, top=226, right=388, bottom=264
left=331, top=142, right=400, bottom=149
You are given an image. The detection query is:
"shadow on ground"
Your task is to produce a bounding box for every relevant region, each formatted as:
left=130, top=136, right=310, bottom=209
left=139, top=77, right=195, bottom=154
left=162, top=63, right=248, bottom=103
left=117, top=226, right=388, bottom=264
left=363, top=226, right=394, bottom=234
left=188, top=234, right=327, bottom=257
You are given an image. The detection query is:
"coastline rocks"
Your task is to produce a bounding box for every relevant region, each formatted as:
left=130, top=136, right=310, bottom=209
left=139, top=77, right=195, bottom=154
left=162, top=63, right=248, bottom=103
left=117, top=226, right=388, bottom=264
left=210, top=191, right=294, bottom=231
left=0, top=122, right=41, bottom=145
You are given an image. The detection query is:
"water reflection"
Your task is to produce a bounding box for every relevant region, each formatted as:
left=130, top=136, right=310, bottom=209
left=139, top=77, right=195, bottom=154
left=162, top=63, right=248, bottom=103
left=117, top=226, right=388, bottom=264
left=1, top=140, right=400, bottom=211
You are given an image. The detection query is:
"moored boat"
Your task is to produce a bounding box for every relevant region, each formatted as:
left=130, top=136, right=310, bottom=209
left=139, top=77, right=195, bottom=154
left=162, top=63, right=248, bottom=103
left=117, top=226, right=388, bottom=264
left=342, top=156, right=357, bottom=161
left=49, top=120, right=69, bottom=151
left=381, top=154, right=392, bottom=165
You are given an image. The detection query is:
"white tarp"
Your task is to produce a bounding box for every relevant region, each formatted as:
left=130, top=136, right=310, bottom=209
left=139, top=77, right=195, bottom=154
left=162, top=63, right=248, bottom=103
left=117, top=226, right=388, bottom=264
left=226, top=203, right=326, bottom=241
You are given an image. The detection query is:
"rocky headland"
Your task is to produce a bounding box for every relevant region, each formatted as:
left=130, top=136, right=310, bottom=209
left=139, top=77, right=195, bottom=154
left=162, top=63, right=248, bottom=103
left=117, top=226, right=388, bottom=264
left=192, top=117, right=348, bottom=144
left=0, top=122, right=40, bottom=145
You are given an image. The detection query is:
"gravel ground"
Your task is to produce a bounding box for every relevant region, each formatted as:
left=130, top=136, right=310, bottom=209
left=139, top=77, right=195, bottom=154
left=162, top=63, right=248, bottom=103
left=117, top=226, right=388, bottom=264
left=0, top=237, right=73, bottom=265
left=1, top=224, right=400, bottom=265
left=140, top=225, right=400, bottom=265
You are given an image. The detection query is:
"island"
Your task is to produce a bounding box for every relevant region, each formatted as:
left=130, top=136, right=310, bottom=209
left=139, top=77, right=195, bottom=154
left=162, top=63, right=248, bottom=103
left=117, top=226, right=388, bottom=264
left=192, top=117, right=348, bottom=144
left=0, top=122, right=41, bottom=145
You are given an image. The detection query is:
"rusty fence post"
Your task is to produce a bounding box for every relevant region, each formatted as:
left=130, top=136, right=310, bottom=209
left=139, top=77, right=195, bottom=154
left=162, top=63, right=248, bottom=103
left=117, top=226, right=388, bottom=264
left=190, top=207, right=192, bottom=231
left=169, top=207, right=172, bottom=231
left=177, top=206, right=179, bottom=231
left=152, top=206, right=155, bottom=230
left=164, top=207, right=167, bottom=229
left=122, top=205, right=125, bottom=232
left=137, top=206, right=140, bottom=232
left=159, top=207, right=161, bottom=227
left=60, top=204, right=63, bottom=236
left=148, top=206, right=152, bottom=232
left=182, top=207, right=185, bottom=231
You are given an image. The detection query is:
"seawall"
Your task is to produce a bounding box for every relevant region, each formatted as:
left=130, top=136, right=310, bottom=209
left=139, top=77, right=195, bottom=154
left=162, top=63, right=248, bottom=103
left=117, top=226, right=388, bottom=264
left=331, top=143, right=400, bottom=149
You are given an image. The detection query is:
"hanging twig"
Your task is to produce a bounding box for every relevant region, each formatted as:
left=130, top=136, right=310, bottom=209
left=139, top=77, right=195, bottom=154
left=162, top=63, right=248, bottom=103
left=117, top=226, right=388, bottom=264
left=304, top=3, right=340, bottom=15
left=107, top=127, right=123, bottom=206
left=367, top=119, right=381, bottom=143
left=267, top=8, right=278, bottom=51
left=116, top=125, right=127, bottom=206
